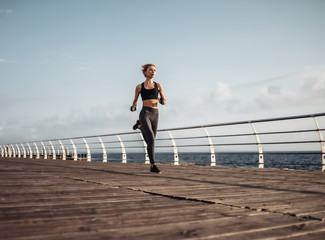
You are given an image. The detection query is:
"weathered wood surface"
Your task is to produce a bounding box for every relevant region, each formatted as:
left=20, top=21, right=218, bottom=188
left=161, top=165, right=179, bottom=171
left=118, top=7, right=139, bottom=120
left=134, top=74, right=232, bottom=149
left=0, top=157, right=325, bottom=240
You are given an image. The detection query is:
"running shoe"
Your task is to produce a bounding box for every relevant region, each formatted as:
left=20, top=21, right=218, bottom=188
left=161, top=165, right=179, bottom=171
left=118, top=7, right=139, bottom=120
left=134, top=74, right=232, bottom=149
left=150, top=165, right=161, bottom=173
left=133, top=120, right=141, bottom=130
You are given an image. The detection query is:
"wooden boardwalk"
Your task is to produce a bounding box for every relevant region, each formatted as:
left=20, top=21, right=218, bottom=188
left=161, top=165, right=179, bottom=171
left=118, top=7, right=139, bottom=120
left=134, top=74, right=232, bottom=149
left=1, top=157, right=325, bottom=240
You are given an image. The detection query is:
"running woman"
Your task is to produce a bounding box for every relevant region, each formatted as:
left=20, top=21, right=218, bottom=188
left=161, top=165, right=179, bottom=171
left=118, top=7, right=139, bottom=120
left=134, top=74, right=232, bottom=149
left=131, top=64, right=166, bottom=173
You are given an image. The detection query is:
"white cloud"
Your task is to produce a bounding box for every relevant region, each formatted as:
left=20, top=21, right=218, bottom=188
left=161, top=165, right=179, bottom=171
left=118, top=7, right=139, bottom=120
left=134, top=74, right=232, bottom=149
left=254, top=70, right=325, bottom=110
left=255, top=86, right=292, bottom=109
left=235, top=64, right=325, bottom=89
left=301, top=73, right=325, bottom=99
left=212, top=82, right=232, bottom=103
left=0, top=58, right=6, bottom=63
left=2, top=102, right=136, bottom=143
left=0, top=9, right=13, bottom=14
left=159, top=82, right=242, bottom=128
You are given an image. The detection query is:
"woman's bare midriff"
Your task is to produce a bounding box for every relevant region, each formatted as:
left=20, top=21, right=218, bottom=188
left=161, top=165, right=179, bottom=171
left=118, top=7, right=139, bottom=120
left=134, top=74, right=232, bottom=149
left=143, top=99, right=158, bottom=109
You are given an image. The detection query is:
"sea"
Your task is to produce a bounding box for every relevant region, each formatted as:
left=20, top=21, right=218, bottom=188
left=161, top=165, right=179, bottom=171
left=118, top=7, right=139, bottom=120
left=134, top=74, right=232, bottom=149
left=84, top=152, right=323, bottom=171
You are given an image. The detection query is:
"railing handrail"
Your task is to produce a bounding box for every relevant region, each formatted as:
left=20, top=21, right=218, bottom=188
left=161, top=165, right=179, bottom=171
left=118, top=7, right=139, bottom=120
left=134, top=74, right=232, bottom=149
left=1, top=112, right=324, bottom=171
left=158, top=112, right=325, bottom=131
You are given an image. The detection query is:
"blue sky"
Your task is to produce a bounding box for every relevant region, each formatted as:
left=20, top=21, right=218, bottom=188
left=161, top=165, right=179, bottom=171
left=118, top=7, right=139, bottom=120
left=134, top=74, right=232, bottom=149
left=1, top=0, right=325, bottom=143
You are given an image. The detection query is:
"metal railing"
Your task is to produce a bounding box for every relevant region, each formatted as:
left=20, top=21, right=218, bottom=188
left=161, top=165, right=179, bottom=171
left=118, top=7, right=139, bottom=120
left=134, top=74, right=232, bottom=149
left=1, top=113, right=324, bottom=171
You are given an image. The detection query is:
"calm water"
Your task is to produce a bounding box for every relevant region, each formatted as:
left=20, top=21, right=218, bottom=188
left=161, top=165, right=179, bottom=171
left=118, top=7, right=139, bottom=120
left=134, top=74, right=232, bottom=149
left=86, top=152, right=323, bottom=171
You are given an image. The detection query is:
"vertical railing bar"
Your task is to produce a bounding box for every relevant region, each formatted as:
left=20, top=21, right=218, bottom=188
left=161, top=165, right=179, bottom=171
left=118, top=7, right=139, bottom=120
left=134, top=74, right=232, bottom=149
left=4, top=145, right=8, bottom=157
left=8, top=145, right=12, bottom=157
left=6, top=144, right=9, bottom=157
left=49, top=141, right=56, bottom=160
left=83, top=138, right=91, bottom=162
left=16, top=144, right=21, bottom=158
left=58, top=140, right=66, bottom=160
left=57, top=147, right=60, bottom=158
left=0, top=145, right=3, bottom=157
left=4, top=144, right=6, bottom=157
left=26, top=143, right=32, bottom=158
left=70, top=139, right=78, bottom=161
left=204, top=127, right=216, bottom=166
left=117, top=135, right=127, bottom=163
left=34, top=142, right=40, bottom=159
left=98, top=137, right=107, bottom=163
left=41, top=142, right=47, bottom=159
left=2, top=145, right=5, bottom=157
left=313, top=116, right=325, bottom=171
left=139, top=133, right=150, bottom=164
left=11, top=144, right=15, bottom=157
left=250, top=122, right=264, bottom=169
left=21, top=143, right=26, bottom=158
left=10, top=144, right=15, bottom=158
left=168, top=131, right=179, bottom=165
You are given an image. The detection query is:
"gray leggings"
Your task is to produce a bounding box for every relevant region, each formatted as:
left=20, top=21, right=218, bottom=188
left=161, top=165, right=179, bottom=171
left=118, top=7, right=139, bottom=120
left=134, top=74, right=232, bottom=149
left=139, top=107, right=159, bottom=164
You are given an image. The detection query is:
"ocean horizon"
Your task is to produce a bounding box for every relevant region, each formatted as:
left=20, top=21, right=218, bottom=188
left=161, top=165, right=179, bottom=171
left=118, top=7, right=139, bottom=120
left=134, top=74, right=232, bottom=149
left=80, top=152, right=323, bottom=172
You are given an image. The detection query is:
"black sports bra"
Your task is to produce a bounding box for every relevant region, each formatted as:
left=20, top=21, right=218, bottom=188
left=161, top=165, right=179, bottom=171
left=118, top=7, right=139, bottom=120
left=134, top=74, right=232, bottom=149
left=140, top=82, right=159, bottom=100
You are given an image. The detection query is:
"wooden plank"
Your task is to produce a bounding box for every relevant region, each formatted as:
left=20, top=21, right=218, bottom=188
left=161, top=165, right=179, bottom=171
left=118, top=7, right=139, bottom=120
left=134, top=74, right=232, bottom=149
left=1, top=157, right=325, bottom=239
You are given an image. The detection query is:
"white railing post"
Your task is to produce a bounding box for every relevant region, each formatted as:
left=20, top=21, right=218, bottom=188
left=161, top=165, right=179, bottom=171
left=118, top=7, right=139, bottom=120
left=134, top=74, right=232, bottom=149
left=168, top=131, right=179, bottom=165
left=49, top=141, right=56, bottom=160
left=313, top=116, right=325, bottom=171
left=250, top=122, right=264, bottom=169
left=8, top=144, right=12, bottom=157
left=10, top=144, right=15, bottom=157
left=139, top=133, right=150, bottom=164
left=117, top=135, right=127, bottom=163
left=3, top=145, right=5, bottom=157
left=34, top=142, right=40, bottom=159
left=83, top=138, right=91, bottom=162
left=0, top=145, right=3, bottom=157
left=204, top=127, right=216, bottom=166
left=66, top=147, right=69, bottom=156
left=27, top=143, right=32, bottom=158
left=21, top=143, right=26, bottom=158
left=16, top=144, right=21, bottom=158
left=6, top=144, right=8, bottom=157
left=2, top=145, right=5, bottom=157
left=98, top=137, right=107, bottom=163
left=58, top=140, right=66, bottom=160
left=41, top=142, right=47, bottom=159
left=8, top=145, right=12, bottom=157
left=70, top=139, right=78, bottom=161
left=4, top=145, right=8, bottom=157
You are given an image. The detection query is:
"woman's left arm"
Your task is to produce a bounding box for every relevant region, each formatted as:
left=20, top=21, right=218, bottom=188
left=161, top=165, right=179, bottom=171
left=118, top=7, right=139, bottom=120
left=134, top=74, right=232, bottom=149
left=158, top=83, right=167, bottom=105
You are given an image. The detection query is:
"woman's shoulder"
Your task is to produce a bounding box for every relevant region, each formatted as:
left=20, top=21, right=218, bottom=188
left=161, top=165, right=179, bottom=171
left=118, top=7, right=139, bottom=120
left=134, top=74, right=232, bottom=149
left=135, top=83, right=142, bottom=92
left=156, top=82, right=163, bottom=89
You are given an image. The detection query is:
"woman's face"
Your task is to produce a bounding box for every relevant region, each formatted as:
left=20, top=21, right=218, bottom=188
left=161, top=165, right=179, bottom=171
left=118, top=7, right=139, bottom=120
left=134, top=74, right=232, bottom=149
left=145, top=66, right=156, bottom=78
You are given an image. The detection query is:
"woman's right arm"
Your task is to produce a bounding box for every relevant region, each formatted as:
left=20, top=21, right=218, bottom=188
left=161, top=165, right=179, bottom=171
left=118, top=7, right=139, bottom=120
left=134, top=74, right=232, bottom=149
left=131, top=84, right=141, bottom=111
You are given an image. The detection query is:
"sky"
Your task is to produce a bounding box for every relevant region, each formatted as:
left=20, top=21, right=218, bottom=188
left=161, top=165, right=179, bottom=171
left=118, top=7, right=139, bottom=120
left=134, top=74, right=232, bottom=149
left=1, top=0, right=325, bottom=144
